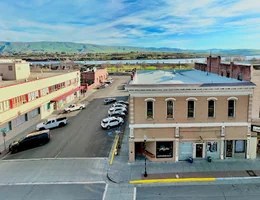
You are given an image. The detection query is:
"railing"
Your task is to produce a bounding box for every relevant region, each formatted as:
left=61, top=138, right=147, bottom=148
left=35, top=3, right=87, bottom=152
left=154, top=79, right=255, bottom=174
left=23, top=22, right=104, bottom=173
left=145, top=150, right=155, bottom=158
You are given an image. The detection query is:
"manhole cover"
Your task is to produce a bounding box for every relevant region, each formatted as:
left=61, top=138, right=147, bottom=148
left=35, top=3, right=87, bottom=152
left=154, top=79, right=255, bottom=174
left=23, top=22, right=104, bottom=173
left=246, top=170, right=257, bottom=177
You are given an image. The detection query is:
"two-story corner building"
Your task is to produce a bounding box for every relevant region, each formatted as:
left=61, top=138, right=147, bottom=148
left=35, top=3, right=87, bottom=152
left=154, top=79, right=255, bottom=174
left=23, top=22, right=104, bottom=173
left=125, top=69, right=256, bottom=163
left=195, top=56, right=260, bottom=157
left=0, top=59, right=82, bottom=141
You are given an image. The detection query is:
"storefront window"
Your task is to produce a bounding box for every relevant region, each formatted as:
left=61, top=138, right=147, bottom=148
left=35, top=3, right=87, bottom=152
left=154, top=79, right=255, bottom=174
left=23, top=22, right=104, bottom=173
left=235, top=140, right=245, bottom=153
left=207, top=142, right=218, bottom=152
left=156, top=142, right=173, bottom=158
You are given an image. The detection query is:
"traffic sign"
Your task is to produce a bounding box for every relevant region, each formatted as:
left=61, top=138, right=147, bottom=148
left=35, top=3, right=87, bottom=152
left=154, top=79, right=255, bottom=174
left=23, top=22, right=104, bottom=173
left=1, top=128, right=6, bottom=133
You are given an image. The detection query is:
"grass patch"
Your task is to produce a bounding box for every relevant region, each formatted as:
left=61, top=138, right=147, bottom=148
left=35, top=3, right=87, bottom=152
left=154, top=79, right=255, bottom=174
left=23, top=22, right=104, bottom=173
left=107, top=65, right=191, bottom=72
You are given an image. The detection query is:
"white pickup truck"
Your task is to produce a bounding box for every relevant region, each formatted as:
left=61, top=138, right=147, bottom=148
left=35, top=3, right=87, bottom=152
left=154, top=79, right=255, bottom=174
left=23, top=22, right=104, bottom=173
left=64, top=103, right=86, bottom=113
left=36, top=117, right=68, bottom=131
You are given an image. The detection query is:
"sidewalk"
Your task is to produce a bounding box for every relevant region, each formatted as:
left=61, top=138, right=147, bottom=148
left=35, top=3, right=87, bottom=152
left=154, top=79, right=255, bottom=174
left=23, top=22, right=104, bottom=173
left=107, top=124, right=260, bottom=185
left=0, top=89, right=96, bottom=155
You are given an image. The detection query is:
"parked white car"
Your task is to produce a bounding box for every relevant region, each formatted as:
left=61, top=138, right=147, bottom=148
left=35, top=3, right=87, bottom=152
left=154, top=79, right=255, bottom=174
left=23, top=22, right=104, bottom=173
left=36, top=117, right=68, bottom=131
left=64, top=103, right=86, bottom=113
left=110, top=103, right=127, bottom=109
left=108, top=107, right=127, bottom=115
left=101, top=117, right=124, bottom=129
left=117, top=100, right=129, bottom=106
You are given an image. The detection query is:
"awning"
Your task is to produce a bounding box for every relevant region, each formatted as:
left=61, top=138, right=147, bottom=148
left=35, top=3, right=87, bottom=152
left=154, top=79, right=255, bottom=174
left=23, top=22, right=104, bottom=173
left=52, top=87, right=81, bottom=101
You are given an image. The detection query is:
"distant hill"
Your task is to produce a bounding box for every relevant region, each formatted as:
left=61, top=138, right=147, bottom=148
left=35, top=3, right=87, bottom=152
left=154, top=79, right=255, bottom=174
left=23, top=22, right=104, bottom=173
left=0, top=41, right=260, bottom=55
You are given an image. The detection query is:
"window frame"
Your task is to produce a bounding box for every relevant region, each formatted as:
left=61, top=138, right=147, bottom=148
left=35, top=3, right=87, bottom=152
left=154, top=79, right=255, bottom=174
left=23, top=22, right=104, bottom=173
left=187, top=100, right=195, bottom=119
left=166, top=100, right=174, bottom=119
left=208, top=100, right=215, bottom=118
left=228, top=99, right=236, bottom=118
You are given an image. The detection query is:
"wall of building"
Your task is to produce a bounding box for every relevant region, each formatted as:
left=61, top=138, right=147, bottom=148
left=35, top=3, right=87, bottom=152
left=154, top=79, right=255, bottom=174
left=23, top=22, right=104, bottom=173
left=133, top=96, right=249, bottom=124
left=0, top=71, right=80, bottom=124
left=251, top=67, right=260, bottom=120
left=0, top=63, right=16, bottom=80
left=195, top=56, right=251, bottom=81
left=15, top=62, right=30, bottom=80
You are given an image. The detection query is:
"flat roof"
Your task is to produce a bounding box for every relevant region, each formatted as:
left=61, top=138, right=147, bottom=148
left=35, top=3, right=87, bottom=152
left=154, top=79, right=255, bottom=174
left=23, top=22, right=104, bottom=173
left=0, top=71, right=76, bottom=88
left=0, top=59, right=28, bottom=64
left=130, top=70, right=251, bottom=85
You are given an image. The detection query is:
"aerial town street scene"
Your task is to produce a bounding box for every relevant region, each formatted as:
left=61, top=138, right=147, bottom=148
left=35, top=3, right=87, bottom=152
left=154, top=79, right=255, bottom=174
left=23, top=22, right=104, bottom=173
left=0, top=0, right=260, bottom=199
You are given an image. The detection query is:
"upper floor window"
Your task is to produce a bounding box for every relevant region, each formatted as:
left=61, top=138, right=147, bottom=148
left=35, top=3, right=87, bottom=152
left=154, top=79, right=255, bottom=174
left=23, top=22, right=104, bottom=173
left=166, top=100, right=174, bottom=119
left=147, top=101, right=154, bottom=119
left=187, top=100, right=195, bottom=118
left=208, top=100, right=215, bottom=118
left=8, top=66, right=13, bottom=71
left=226, top=71, right=230, bottom=78
left=237, top=73, right=242, bottom=81
left=28, top=91, right=39, bottom=101
left=228, top=99, right=235, bottom=118
left=40, top=88, right=49, bottom=96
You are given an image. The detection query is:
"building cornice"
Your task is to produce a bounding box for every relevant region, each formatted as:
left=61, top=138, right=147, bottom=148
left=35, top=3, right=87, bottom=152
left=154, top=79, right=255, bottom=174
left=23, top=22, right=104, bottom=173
left=130, top=122, right=250, bottom=129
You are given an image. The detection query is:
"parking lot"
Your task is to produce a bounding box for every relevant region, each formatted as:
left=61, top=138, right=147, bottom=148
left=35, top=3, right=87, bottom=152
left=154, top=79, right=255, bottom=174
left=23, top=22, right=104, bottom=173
left=3, top=76, right=129, bottom=160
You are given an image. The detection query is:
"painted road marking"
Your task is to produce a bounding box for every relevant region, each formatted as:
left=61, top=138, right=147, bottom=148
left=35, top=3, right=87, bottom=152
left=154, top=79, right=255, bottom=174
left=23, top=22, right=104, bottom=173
left=2, top=157, right=108, bottom=162
left=55, top=150, right=62, bottom=158
left=0, top=181, right=106, bottom=186
left=102, top=184, right=108, bottom=200
left=109, top=135, right=119, bottom=165
left=130, top=178, right=216, bottom=184
left=133, top=187, right=136, bottom=200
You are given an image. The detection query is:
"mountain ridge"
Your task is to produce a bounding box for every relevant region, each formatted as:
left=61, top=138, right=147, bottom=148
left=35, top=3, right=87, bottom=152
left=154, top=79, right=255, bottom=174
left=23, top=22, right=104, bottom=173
left=0, top=41, right=260, bottom=55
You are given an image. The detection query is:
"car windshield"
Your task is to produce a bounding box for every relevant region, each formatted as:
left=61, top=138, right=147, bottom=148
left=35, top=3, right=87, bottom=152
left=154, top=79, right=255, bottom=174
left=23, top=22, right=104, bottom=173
left=102, top=120, right=108, bottom=123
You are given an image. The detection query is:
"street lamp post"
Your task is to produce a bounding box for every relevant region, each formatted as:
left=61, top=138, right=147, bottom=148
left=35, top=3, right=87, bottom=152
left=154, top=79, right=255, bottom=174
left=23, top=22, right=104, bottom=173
left=144, top=135, right=148, bottom=177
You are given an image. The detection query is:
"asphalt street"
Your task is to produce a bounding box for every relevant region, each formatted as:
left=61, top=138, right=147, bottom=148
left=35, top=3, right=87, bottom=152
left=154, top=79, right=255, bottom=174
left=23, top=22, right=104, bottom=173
left=0, top=183, right=105, bottom=200
left=136, top=183, right=260, bottom=200
left=4, top=76, right=129, bottom=159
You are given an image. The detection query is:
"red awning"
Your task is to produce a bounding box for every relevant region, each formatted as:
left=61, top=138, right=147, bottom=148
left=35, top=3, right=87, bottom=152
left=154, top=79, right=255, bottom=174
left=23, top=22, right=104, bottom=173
left=52, top=87, right=81, bottom=101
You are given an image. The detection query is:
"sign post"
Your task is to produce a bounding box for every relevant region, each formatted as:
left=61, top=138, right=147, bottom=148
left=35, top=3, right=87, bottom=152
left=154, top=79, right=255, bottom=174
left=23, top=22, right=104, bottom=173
left=1, top=128, right=7, bottom=151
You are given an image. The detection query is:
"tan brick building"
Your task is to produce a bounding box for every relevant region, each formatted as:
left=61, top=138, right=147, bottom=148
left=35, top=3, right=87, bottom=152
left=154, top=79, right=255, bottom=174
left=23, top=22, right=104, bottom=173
left=126, top=69, right=256, bottom=162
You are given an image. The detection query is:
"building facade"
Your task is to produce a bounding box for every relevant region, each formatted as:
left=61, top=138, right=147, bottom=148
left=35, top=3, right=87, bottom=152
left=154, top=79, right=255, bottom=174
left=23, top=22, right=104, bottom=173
left=126, top=70, right=255, bottom=162
left=195, top=56, right=260, bottom=157
left=81, top=68, right=107, bottom=88
left=0, top=59, right=81, bottom=141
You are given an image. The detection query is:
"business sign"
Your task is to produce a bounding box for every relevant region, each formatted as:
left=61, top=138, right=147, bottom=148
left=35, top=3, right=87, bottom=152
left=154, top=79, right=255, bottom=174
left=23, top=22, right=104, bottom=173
left=251, top=125, right=260, bottom=133
left=1, top=128, right=6, bottom=133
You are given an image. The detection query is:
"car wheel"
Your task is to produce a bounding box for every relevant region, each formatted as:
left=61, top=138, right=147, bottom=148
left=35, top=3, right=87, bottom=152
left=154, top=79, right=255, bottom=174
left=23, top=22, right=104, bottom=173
left=107, top=126, right=111, bottom=130
left=80, top=107, right=83, bottom=110
left=39, top=127, right=45, bottom=131
left=12, top=148, right=18, bottom=154
left=59, top=123, right=65, bottom=127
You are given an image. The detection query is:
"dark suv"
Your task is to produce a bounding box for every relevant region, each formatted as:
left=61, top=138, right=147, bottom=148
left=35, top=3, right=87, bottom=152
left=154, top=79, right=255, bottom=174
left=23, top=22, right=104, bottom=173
left=9, top=130, right=50, bottom=154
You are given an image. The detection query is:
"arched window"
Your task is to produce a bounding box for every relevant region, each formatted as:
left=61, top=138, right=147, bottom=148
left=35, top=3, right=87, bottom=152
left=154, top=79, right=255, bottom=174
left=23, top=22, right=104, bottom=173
left=237, top=73, right=242, bottom=81
left=166, top=100, right=174, bottom=119
left=226, top=71, right=230, bottom=78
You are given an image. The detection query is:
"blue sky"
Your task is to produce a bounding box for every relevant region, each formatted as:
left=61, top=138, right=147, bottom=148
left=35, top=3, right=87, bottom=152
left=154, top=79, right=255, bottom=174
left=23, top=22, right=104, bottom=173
left=0, top=0, right=260, bottom=49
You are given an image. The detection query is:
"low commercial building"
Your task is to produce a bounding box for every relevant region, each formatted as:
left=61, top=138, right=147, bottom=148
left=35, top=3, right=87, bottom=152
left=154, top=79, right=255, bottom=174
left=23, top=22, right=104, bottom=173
left=80, top=67, right=107, bottom=89
left=0, top=59, right=82, bottom=140
left=195, top=56, right=260, bottom=157
left=126, top=69, right=255, bottom=162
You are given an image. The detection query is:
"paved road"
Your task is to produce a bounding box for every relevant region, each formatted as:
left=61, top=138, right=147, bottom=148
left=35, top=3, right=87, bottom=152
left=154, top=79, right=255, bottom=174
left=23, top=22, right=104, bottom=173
left=1, top=183, right=105, bottom=200
left=4, top=76, right=129, bottom=159
left=136, top=183, right=260, bottom=200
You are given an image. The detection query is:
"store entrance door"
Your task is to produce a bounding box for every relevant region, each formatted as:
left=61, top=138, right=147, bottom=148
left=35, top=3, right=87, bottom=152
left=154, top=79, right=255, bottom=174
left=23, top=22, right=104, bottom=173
left=196, top=144, right=203, bottom=158
left=226, top=140, right=233, bottom=157
left=135, top=142, right=143, bottom=155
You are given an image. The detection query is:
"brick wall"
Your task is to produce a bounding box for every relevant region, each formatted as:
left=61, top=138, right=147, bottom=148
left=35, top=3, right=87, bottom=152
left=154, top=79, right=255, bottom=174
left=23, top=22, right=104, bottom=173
left=195, top=56, right=251, bottom=81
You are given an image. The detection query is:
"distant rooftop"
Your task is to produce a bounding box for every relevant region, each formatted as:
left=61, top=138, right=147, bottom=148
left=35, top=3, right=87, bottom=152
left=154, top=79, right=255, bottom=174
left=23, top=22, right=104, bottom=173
left=0, top=71, right=74, bottom=88
left=0, top=59, right=28, bottom=64
left=130, top=70, right=249, bottom=85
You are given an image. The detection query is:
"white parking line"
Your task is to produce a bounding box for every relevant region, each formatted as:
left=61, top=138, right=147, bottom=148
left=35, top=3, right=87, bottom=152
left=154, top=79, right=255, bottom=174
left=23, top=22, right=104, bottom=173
left=55, top=151, right=62, bottom=158
left=0, top=181, right=106, bottom=186
left=133, top=187, right=136, bottom=200
left=102, top=184, right=108, bottom=200
left=2, top=157, right=108, bottom=162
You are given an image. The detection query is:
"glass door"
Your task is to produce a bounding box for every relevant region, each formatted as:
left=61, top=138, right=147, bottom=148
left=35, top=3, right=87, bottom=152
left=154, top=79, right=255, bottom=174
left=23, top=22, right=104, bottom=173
left=226, top=140, right=233, bottom=157
left=196, top=144, right=203, bottom=158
